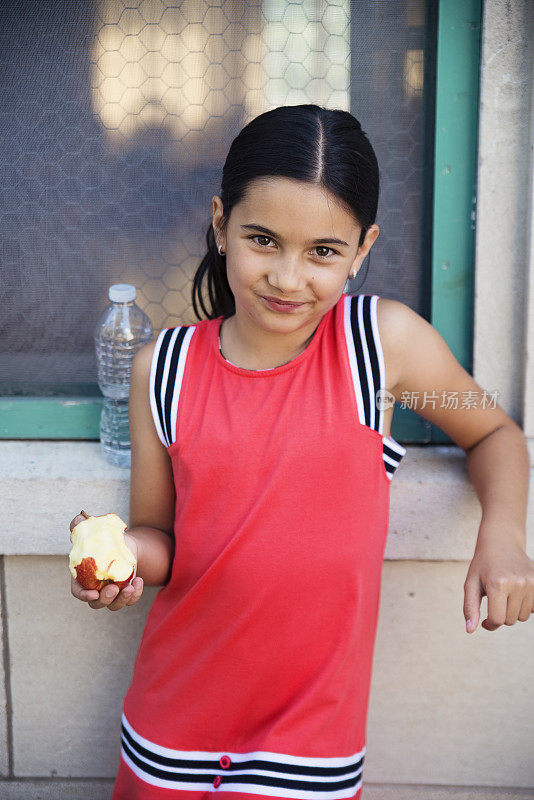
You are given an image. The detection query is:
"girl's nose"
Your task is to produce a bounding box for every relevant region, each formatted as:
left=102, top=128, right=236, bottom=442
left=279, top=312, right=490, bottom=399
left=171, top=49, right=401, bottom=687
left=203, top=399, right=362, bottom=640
left=267, top=259, right=306, bottom=293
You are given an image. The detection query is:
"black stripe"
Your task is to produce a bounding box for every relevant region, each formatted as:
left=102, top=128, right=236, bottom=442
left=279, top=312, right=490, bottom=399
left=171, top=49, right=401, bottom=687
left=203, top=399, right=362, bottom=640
left=122, top=735, right=215, bottom=784
left=154, top=329, right=175, bottom=447
left=361, top=295, right=381, bottom=433
left=383, top=442, right=402, bottom=462
left=122, top=724, right=363, bottom=777
left=350, top=296, right=371, bottom=428
left=122, top=724, right=219, bottom=769
left=163, top=326, right=188, bottom=448
left=122, top=735, right=363, bottom=792
left=383, top=459, right=395, bottom=476
left=214, top=770, right=362, bottom=792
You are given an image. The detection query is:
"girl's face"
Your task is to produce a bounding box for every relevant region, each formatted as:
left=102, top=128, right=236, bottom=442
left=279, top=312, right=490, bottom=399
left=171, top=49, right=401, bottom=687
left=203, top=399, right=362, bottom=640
left=212, top=177, right=379, bottom=337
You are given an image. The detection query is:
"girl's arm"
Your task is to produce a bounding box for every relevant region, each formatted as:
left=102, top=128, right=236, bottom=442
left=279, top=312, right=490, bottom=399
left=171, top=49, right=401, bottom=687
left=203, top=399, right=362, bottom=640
left=379, top=299, right=534, bottom=634
left=125, top=525, right=175, bottom=587
left=126, top=338, right=176, bottom=588
left=78, top=340, right=176, bottom=611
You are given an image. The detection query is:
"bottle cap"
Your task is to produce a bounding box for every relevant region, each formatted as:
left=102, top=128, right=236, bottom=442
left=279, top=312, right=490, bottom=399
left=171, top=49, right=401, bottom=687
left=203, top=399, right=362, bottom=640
left=109, top=284, right=136, bottom=303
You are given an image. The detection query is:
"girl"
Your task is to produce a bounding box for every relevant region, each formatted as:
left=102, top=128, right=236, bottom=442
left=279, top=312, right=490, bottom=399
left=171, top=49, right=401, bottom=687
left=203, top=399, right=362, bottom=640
left=70, top=104, right=532, bottom=800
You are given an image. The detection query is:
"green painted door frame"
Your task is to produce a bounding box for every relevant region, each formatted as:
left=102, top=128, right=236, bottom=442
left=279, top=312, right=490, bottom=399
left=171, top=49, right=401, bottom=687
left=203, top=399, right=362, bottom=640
left=393, top=0, right=482, bottom=445
left=0, top=0, right=483, bottom=441
left=428, top=0, right=482, bottom=443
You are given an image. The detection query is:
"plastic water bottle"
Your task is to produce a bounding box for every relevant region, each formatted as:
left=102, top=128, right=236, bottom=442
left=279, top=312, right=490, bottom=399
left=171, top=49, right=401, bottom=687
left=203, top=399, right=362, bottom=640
left=94, top=284, right=153, bottom=468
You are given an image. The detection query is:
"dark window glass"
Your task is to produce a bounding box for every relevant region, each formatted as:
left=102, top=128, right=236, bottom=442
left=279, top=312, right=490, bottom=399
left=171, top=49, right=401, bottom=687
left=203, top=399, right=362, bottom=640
left=0, top=0, right=435, bottom=395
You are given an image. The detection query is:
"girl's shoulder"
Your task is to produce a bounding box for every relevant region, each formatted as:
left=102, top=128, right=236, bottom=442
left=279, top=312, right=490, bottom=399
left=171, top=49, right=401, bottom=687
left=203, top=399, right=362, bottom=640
left=374, top=295, right=458, bottom=401
left=374, top=295, right=511, bottom=452
left=374, top=294, right=468, bottom=401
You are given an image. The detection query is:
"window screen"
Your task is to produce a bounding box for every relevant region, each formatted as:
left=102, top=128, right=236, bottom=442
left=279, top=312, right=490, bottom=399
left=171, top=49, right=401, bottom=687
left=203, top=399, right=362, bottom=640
left=0, top=0, right=435, bottom=395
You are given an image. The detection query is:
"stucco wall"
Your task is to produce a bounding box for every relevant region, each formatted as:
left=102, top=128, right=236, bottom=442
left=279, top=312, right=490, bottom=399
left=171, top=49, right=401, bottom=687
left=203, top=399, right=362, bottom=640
left=474, top=0, right=534, bottom=437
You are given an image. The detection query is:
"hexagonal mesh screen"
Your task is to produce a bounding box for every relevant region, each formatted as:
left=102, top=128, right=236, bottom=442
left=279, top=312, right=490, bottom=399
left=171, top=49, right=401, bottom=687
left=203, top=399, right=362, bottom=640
left=0, top=0, right=433, bottom=395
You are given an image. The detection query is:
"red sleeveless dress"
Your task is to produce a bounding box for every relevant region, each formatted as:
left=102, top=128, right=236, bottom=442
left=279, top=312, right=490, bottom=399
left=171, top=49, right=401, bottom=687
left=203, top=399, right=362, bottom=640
left=112, top=292, right=406, bottom=800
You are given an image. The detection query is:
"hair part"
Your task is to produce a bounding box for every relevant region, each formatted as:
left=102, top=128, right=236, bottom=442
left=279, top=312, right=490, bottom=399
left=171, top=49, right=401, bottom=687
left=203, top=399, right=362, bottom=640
left=192, top=104, right=379, bottom=321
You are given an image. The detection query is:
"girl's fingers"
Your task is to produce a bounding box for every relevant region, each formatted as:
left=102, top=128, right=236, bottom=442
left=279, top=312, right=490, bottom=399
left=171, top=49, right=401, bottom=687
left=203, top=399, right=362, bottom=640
left=505, top=588, right=525, bottom=626
left=71, top=574, right=100, bottom=603
left=517, top=592, right=534, bottom=622
left=98, top=579, right=144, bottom=611
left=86, top=584, right=122, bottom=610
left=482, top=587, right=508, bottom=630
left=125, top=577, right=144, bottom=605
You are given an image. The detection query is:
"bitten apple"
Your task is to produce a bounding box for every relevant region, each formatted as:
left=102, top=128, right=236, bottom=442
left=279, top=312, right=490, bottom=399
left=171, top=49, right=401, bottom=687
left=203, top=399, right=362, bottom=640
left=69, top=510, right=136, bottom=591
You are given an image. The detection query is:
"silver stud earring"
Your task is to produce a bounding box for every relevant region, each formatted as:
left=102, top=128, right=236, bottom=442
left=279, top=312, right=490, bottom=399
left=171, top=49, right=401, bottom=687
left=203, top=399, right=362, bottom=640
left=218, top=244, right=225, bottom=256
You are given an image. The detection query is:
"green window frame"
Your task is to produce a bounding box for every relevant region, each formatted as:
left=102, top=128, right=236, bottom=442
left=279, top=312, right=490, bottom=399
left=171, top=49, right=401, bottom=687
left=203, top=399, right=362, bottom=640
left=0, top=0, right=482, bottom=443
left=392, top=0, right=482, bottom=445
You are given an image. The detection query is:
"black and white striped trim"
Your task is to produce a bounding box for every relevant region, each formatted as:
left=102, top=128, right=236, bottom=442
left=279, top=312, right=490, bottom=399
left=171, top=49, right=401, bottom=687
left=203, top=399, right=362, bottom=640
left=343, top=294, right=406, bottom=480
left=149, top=325, right=195, bottom=449
left=120, top=713, right=364, bottom=798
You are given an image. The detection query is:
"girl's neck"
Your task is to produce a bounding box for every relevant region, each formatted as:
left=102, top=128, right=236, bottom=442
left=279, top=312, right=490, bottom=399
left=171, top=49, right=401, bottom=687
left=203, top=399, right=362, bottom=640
left=219, top=310, right=320, bottom=371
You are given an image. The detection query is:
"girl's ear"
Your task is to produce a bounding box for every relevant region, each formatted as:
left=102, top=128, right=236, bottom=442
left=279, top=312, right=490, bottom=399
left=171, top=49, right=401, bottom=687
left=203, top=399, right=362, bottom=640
left=350, top=224, right=380, bottom=274
left=211, top=195, right=223, bottom=238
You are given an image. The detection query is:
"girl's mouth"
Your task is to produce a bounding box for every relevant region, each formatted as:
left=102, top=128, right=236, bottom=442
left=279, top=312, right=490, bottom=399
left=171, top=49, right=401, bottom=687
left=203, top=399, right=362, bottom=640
left=261, top=296, right=307, bottom=312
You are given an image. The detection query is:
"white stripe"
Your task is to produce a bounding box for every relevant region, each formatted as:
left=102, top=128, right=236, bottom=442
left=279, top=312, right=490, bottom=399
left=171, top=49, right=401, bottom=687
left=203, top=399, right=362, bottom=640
left=369, top=295, right=384, bottom=435
left=169, top=326, right=195, bottom=446
left=357, top=295, right=376, bottom=432
left=207, top=777, right=363, bottom=799
left=149, top=328, right=171, bottom=449
left=382, top=434, right=407, bottom=457
left=222, top=767, right=363, bottom=784
left=343, top=295, right=365, bottom=425
left=121, top=746, right=215, bottom=791
left=383, top=452, right=401, bottom=468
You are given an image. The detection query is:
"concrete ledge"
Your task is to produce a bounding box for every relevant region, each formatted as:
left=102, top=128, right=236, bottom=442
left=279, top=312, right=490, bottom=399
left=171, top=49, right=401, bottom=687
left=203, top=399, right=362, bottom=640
left=0, top=780, right=532, bottom=800
left=0, top=441, right=532, bottom=559
left=364, top=786, right=534, bottom=799
left=0, top=778, right=114, bottom=799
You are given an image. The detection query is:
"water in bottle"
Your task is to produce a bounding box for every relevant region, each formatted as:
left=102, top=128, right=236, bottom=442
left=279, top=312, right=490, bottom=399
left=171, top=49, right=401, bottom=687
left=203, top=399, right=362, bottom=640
left=94, top=283, right=153, bottom=468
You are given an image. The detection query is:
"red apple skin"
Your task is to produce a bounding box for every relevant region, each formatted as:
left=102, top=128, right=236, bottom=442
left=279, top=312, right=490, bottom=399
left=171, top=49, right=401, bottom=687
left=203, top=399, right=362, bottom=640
left=113, top=571, right=135, bottom=590
left=75, top=558, right=134, bottom=591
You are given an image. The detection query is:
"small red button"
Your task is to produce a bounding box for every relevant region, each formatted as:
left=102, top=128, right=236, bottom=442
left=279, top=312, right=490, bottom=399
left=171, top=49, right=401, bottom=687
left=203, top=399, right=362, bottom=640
left=220, top=755, right=231, bottom=769
left=213, top=776, right=222, bottom=788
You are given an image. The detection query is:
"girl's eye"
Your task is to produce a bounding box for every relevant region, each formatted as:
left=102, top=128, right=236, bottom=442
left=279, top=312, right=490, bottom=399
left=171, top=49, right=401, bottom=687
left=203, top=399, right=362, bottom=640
left=250, top=234, right=272, bottom=247
left=315, top=244, right=337, bottom=258
left=248, top=235, right=338, bottom=259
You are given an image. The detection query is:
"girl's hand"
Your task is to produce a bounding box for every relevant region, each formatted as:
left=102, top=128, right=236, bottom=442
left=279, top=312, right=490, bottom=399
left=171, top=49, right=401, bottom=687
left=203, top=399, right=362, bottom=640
left=463, top=530, right=534, bottom=632
left=69, top=515, right=144, bottom=611
left=70, top=572, right=144, bottom=610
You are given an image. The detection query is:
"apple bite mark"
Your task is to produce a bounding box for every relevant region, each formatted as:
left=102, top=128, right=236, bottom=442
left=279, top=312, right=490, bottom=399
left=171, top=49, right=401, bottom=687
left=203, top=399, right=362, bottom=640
left=69, top=511, right=137, bottom=591
left=75, top=557, right=101, bottom=590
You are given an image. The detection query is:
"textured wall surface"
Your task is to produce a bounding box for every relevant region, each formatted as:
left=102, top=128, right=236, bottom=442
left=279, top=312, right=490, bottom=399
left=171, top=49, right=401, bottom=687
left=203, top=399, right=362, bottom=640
left=474, top=0, right=534, bottom=424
